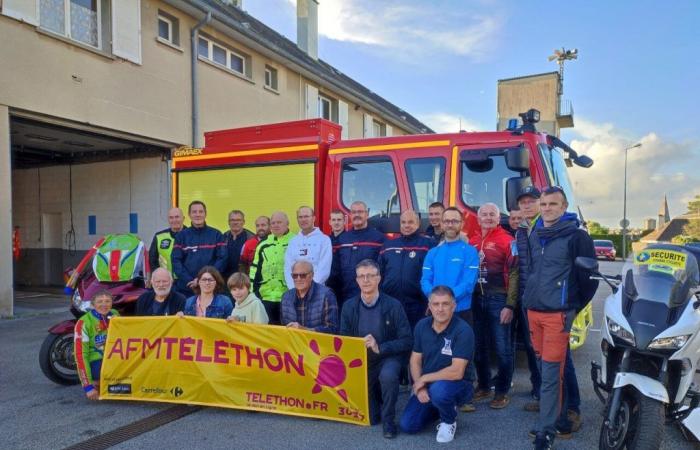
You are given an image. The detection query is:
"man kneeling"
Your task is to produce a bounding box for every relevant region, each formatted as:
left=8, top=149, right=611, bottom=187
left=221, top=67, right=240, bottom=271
left=400, top=285, right=475, bottom=443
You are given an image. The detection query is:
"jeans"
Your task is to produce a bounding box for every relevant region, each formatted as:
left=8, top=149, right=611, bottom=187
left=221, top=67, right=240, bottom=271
left=367, top=357, right=402, bottom=425
left=400, top=380, right=473, bottom=433
left=473, top=293, right=514, bottom=395
left=262, top=300, right=281, bottom=325
left=402, top=301, right=428, bottom=330
left=514, top=305, right=541, bottom=396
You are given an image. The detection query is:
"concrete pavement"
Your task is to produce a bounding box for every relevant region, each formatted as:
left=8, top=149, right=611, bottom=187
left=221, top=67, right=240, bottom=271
left=0, top=261, right=696, bottom=449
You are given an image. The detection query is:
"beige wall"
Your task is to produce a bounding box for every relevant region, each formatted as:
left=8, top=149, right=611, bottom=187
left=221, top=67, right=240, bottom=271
left=0, top=0, right=413, bottom=145
left=497, top=73, right=559, bottom=134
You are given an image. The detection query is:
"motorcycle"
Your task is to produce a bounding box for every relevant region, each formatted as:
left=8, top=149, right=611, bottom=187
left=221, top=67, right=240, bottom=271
left=576, top=243, right=700, bottom=449
left=39, top=234, right=149, bottom=385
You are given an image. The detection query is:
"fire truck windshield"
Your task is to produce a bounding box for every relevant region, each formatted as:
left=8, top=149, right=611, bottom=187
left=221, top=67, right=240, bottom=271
left=538, top=144, right=579, bottom=214
left=460, top=150, right=522, bottom=213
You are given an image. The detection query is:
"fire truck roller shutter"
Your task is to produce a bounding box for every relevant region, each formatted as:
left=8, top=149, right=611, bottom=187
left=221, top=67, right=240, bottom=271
left=178, top=163, right=315, bottom=233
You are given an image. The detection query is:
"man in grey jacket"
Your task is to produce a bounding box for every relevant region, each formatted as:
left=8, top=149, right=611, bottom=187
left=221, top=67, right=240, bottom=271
left=522, top=187, right=597, bottom=450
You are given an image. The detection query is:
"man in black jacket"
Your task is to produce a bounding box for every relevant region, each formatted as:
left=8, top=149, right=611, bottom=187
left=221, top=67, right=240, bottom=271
left=340, top=259, right=412, bottom=439
left=379, top=210, right=435, bottom=328
left=523, top=187, right=598, bottom=450
left=172, top=201, right=227, bottom=297
left=332, top=201, right=386, bottom=304
left=135, top=268, right=185, bottom=316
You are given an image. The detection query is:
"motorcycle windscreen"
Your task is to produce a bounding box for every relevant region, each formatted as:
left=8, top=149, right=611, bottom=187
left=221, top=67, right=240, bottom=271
left=621, top=245, right=700, bottom=348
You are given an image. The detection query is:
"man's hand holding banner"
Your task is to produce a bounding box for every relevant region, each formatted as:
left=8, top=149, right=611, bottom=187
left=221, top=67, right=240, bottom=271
left=99, top=317, right=369, bottom=425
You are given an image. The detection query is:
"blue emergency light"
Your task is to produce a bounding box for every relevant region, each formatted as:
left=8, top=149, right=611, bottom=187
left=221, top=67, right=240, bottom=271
left=507, top=118, right=519, bottom=130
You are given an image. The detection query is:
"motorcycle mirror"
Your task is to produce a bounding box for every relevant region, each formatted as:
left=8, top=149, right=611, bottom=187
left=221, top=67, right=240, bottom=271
left=575, top=256, right=599, bottom=272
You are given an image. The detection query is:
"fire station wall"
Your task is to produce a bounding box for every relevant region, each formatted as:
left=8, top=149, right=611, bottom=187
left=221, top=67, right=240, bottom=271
left=11, top=157, right=170, bottom=286
left=497, top=73, right=559, bottom=129
left=0, top=2, right=192, bottom=145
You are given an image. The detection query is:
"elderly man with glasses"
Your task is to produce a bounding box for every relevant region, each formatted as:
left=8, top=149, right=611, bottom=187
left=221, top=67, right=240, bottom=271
left=280, top=260, right=338, bottom=333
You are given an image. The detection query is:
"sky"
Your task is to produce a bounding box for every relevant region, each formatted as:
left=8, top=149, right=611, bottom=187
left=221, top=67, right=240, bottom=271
left=243, top=0, right=700, bottom=228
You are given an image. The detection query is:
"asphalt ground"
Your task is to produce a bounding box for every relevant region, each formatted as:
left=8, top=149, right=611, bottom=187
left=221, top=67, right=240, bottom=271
left=1, top=260, right=697, bottom=449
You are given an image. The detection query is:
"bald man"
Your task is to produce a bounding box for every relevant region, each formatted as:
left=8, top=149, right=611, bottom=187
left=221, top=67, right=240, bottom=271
left=378, top=210, right=435, bottom=328
left=136, top=268, right=185, bottom=316
left=250, top=211, right=293, bottom=324
left=149, top=207, right=186, bottom=276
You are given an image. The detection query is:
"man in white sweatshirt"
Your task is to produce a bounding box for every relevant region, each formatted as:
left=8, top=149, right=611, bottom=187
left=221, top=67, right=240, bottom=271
left=284, top=206, right=333, bottom=288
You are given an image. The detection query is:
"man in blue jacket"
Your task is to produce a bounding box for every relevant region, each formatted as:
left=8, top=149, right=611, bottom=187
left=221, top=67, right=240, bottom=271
left=172, top=200, right=227, bottom=296
left=379, top=210, right=435, bottom=328
left=340, top=259, right=412, bottom=439
left=523, top=187, right=597, bottom=450
left=332, top=201, right=386, bottom=305
left=420, top=207, right=479, bottom=325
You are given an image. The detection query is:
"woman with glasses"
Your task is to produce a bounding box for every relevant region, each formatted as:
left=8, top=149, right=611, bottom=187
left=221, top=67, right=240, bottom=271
left=178, top=266, right=233, bottom=318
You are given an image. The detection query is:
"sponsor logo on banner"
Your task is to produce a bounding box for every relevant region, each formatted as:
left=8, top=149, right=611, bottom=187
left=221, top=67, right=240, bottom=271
left=100, top=317, right=369, bottom=425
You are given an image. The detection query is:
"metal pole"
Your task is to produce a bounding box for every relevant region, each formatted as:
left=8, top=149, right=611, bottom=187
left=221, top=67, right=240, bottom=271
left=191, top=12, right=212, bottom=148
left=622, top=148, right=628, bottom=260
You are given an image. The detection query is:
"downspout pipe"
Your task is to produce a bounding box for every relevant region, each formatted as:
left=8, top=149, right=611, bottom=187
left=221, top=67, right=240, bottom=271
left=191, top=11, right=212, bottom=147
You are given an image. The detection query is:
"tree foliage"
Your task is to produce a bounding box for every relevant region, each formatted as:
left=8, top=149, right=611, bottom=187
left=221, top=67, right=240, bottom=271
left=588, top=221, right=609, bottom=234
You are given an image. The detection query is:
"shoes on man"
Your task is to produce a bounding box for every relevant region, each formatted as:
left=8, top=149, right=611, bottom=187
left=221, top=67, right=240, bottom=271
left=383, top=422, right=397, bottom=439
left=524, top=400, right=540, bottom=412
left=528, top=427, right=571, bottom=440
left=473, top=388, right=493, bottom=402
left=436, top=422, right=457, bottom=443
left=489, top=394, right=510, bottom=409
left=533, top=432, right=554, bottom=450
left=458, top=402, right=476, bottom=413
left=568, top=410, right=582, bottom=432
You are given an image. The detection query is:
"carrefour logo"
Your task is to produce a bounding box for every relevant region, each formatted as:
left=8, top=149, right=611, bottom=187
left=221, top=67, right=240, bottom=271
left=636, top=251, right=650, bottom=262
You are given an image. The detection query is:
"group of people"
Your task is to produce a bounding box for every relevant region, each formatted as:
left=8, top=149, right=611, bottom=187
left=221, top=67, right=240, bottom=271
left=74, top=185, right=597, bottom=449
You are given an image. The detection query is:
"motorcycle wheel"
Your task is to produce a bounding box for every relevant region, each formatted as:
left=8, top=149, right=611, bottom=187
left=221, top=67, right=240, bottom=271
left=599, top=388, right=664, bottom=450
left=39, top=333, right=79, bottom=385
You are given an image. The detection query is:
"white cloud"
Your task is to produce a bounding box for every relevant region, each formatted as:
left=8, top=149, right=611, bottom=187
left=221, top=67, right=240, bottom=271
left=419, top=112, right=484, bottom=133
left=566, top=118, right=700, bottom=228
left=288, top=0, right=503, bottom=60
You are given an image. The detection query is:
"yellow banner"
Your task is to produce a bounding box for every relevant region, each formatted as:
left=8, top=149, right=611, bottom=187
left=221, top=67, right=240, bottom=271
left=99, top=317, right=369, bottom=425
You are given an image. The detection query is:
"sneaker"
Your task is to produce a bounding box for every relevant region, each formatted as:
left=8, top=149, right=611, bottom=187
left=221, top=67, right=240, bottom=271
left=383, top=422, right=397, bottom=439
left=473, top=389, right=492, bottom=402
left=533, top=432, right=554, bottom=450
left=459, top=403, right=476, bottom=413
left=489, top=394, right=510, bottom=409
left=524, top=401, right=540, bottom=412
left=567, top=410, right=582, bottom=432
left=436, top=422, right=457, bottom=443
left=528, top=427, right=572, bottom=440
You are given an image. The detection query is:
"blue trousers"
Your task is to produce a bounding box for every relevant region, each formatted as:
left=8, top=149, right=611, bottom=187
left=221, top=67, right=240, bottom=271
left=514, top=304, right=541, bottom=396
left=367, top=357, right=402, bottom=425
left=473, top=293, right=514, bottom=395
left=400, top=380, right=473, bottom=433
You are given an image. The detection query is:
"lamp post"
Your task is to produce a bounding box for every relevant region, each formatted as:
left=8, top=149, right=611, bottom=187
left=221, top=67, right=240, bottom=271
left=622, top=142, right=642, bottom=260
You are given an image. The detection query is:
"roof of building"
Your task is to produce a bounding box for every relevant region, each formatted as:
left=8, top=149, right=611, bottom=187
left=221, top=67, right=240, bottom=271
left=641, top=213, right=700, bottom=243
left=191, top=0, right=433, bottom=134
left=497, top=71, right=559, bottom=83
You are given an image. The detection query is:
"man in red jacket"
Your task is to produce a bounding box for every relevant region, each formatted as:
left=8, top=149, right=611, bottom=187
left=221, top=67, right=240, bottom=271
left=469, top=202, right=518, bottom=409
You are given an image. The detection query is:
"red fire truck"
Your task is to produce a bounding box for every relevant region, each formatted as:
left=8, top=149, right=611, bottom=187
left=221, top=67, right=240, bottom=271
left=171, top=109, right=592, bottom=238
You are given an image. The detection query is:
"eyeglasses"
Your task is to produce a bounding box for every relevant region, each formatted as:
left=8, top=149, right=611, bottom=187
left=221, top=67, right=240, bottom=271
left=543, top=185, right=566, bottom=195
left=291, top=272, right=311, bottom=280
left=356, top=273, right=379, bottom=281
left=442, top=219, right=462, bottom=225
left=199, top=278, right=216, bottom=283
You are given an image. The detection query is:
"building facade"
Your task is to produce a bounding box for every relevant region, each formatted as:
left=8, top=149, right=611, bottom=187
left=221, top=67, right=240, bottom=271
left=0, top=0, right=431, bottom=315
left=496, top=71, right=574, bottom=137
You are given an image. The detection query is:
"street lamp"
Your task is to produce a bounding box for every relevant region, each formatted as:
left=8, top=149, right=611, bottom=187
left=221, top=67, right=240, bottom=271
left=622, top=142, right=642, bottom=260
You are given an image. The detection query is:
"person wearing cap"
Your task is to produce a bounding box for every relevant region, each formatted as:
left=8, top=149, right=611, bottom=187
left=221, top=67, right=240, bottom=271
left=515, top=186, right=543, bottom=406
left=521, top=186, right=597, bottom=449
